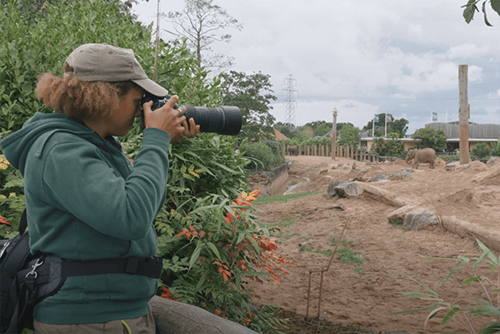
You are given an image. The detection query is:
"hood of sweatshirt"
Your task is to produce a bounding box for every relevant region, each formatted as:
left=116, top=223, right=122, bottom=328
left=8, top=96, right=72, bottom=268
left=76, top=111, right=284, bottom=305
left=1, top=112, right=105, bottom=175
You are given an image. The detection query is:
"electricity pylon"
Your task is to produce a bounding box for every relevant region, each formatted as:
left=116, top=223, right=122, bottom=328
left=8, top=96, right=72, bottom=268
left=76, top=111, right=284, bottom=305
left=282, top=74, right=298, bottom=128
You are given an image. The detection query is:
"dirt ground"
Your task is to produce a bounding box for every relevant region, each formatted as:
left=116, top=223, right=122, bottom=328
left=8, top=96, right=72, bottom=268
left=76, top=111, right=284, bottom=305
left=247, top=155, right=500, bottom=334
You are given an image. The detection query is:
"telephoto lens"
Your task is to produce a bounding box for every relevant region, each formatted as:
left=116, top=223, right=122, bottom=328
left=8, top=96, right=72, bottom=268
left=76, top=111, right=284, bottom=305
left=141, top=93, right=242, bottom=136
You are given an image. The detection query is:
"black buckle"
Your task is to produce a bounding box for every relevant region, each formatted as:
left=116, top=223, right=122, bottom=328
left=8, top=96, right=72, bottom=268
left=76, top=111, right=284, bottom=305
left=125, top=257, right=140, bottom=274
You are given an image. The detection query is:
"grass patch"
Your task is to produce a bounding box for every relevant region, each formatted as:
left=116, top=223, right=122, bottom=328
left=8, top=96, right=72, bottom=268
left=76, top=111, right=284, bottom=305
left=271, top=229, right=297, bottom=239
left=253, top=191, right=322, bottom=205
left=298, top=239, right=366, bottom=271
left=264, top=217, right=296, bottom=228
left=390, top=220, right=403, bottom=229
left=330, top=238, right=366, bottom=265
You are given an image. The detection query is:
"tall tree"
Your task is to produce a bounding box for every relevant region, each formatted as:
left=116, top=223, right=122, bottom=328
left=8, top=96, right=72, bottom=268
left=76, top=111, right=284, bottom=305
left=412, top=127, right=447, bottom=150
left=220, top=71, right=277, bottom=141
left=339, top=124, right=361, bottom=150
left=165, top=0, right=243, bottom=70
left=388, top=118, right=409, bottom=138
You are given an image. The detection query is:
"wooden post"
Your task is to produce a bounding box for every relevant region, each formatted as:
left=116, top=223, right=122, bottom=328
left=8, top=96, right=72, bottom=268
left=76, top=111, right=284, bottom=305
left=332, top=109, right=338, bottom=160
left=459, top=65, right=470, bottom=164
left=350, top=144, right=354, bottom=159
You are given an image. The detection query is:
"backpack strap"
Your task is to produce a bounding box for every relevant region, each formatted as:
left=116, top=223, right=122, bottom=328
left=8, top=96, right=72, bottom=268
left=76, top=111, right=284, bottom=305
left=18, top=209, right=27, bottom=235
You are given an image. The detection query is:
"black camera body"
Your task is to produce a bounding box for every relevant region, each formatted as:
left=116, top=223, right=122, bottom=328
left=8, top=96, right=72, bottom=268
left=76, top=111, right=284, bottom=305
left=140, top=93, right=242, bottom=136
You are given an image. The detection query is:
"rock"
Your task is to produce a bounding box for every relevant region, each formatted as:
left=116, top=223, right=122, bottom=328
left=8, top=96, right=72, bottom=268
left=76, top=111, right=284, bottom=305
left=369, top=174, right=388, bottom=182
left=404, top=208, right=438, bottom=230
left=150, top=296, right=260, bottom=334
left=346, top=168, right=368, bottom=182
left=445, top=161, right=460, bottom=171
left=327, top=180, right=347, bottom=198
left=487, top=157, right=500, bottom=165
left=388, top=206, right=415, bottom=225
left=389, top=170, right=412, bottom=181
left=331, top=164, right=338, bottom=169
left=319, top=169, right=328, bottom=175
left=321, top=162, right=328, bottom=167
left=388, top=206, right=438, bottom=230
left=334, top=182, right=363, bottom=198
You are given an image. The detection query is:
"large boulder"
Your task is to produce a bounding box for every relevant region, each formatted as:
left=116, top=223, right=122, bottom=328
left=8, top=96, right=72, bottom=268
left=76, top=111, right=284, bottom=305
left=150, top=296, right=260, bottom=334
left=388, top=206, right=438, bottom=230
left=368, top=174, right=388, bottom=182
left=333, top=181, right=363, bottom=198
left=327, top=180, right=347, bottom=198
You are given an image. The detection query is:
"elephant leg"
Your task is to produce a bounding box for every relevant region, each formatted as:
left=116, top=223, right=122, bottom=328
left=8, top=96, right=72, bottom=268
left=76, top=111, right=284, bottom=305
left=430, top=161, right=435, bottom=169
left=413, top=161, right=419, bottom=169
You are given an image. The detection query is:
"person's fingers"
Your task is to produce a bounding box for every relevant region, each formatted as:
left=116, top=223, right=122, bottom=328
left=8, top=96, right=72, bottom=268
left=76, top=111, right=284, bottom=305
left=164, top=95, right=180, bottom=110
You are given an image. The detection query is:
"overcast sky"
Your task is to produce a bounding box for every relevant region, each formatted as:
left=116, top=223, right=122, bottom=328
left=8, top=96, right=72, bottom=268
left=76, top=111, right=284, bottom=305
left=132, top=0, right=500, bottom=135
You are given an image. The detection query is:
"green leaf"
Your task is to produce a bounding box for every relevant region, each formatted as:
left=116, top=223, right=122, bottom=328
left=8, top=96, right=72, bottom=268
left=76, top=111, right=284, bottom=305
left=206, top=242, right=221, bottom=259
left=491, top=0, right=500, bottom=16
left=474, top=238, right=499, bottom=268
left=463, top=275, right=482, bottom=285
left=436, top=265, right=464, bottom=290
left=408, top=277, right=439, bottom=297
left=463, top=0, right=478, bottom=24
left=189, top=243, right=202, bottom=268
left=441, top=307, right=460, bottom=325
left=482, top=1, right=493, bottom=26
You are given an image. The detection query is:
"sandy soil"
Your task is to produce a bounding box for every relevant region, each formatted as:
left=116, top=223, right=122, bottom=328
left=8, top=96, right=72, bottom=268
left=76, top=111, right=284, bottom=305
left=248, top=155, right=500, bottom=333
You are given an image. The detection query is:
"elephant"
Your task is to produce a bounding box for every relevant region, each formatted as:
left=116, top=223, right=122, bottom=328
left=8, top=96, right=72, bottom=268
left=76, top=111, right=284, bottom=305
left=287, top=145, right=299, bottom=156
left=406, top=148, right=436, bottom=169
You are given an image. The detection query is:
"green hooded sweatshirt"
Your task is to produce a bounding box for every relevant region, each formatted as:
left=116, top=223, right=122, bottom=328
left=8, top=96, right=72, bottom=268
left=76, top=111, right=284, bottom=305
left=1, top=112, right=170, bottom=324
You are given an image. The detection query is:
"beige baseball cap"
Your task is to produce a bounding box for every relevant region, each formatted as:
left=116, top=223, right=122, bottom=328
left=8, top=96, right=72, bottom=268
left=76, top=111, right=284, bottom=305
left=65, top=43, right=168, bottom=97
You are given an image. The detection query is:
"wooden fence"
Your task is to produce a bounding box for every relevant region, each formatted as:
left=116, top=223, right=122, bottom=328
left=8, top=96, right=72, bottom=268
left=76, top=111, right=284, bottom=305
left=284, top=144, right=397, bottom=162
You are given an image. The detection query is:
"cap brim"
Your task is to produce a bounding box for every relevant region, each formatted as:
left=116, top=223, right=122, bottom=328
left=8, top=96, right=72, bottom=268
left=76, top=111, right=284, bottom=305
left=132, top=78, right=168, bottom=97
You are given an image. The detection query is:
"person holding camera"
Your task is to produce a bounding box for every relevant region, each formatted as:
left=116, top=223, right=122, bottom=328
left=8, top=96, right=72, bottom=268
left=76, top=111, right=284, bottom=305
left=1, top=43, right=199, bottom=333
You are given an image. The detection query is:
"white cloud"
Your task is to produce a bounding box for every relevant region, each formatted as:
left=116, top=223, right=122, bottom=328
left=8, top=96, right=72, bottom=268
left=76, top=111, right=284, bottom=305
left=132, top=0, right=500, bottom=133
left=447, top=43, right=491, bottom=59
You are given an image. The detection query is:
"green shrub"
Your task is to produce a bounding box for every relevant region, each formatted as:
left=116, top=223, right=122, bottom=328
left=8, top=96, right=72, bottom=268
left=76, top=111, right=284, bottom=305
left=471, top=143, right=491, bottom=159
left=242, top=142, right=282, bottom=171
left=0, top=1, right=292, bottom=332
left=491, top=143, right=500, bottom=157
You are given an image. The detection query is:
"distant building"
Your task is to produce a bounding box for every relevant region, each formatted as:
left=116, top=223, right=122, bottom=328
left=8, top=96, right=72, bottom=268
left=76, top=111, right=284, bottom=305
left=359, top=121, right=500, bottom=151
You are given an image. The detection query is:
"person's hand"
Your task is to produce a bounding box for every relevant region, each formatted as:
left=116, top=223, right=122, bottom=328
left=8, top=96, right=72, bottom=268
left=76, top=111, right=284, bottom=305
left=142, top=95, right=199, bottom=142
left=171, top=116, right=200, bottom=144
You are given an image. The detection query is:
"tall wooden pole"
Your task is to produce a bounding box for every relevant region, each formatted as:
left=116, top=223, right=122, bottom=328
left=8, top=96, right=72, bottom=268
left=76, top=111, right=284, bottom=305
left=332, top=109, right=338, bottom=160
left=459, top=65, right=470, bottom=164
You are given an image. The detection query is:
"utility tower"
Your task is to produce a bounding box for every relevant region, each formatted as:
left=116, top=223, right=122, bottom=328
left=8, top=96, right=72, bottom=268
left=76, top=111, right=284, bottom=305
left=282, top=74, right=298, bottom=128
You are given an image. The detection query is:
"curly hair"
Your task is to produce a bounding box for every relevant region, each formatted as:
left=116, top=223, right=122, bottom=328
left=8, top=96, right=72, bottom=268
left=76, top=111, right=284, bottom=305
left=35, top=63, right=140, bottom=120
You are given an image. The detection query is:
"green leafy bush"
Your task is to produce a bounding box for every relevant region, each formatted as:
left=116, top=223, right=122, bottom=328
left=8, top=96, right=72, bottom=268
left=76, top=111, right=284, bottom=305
left=412, top=127, right=447, bottom=151
left=1, top=1, right=293, bottom=332
left=491, top=143, right=500, bottom=157
left=471, top=143, right=491, bottom=159
left=242, top=142, right=282, bottom=171
left=0, top=155, right=25, bottom=238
